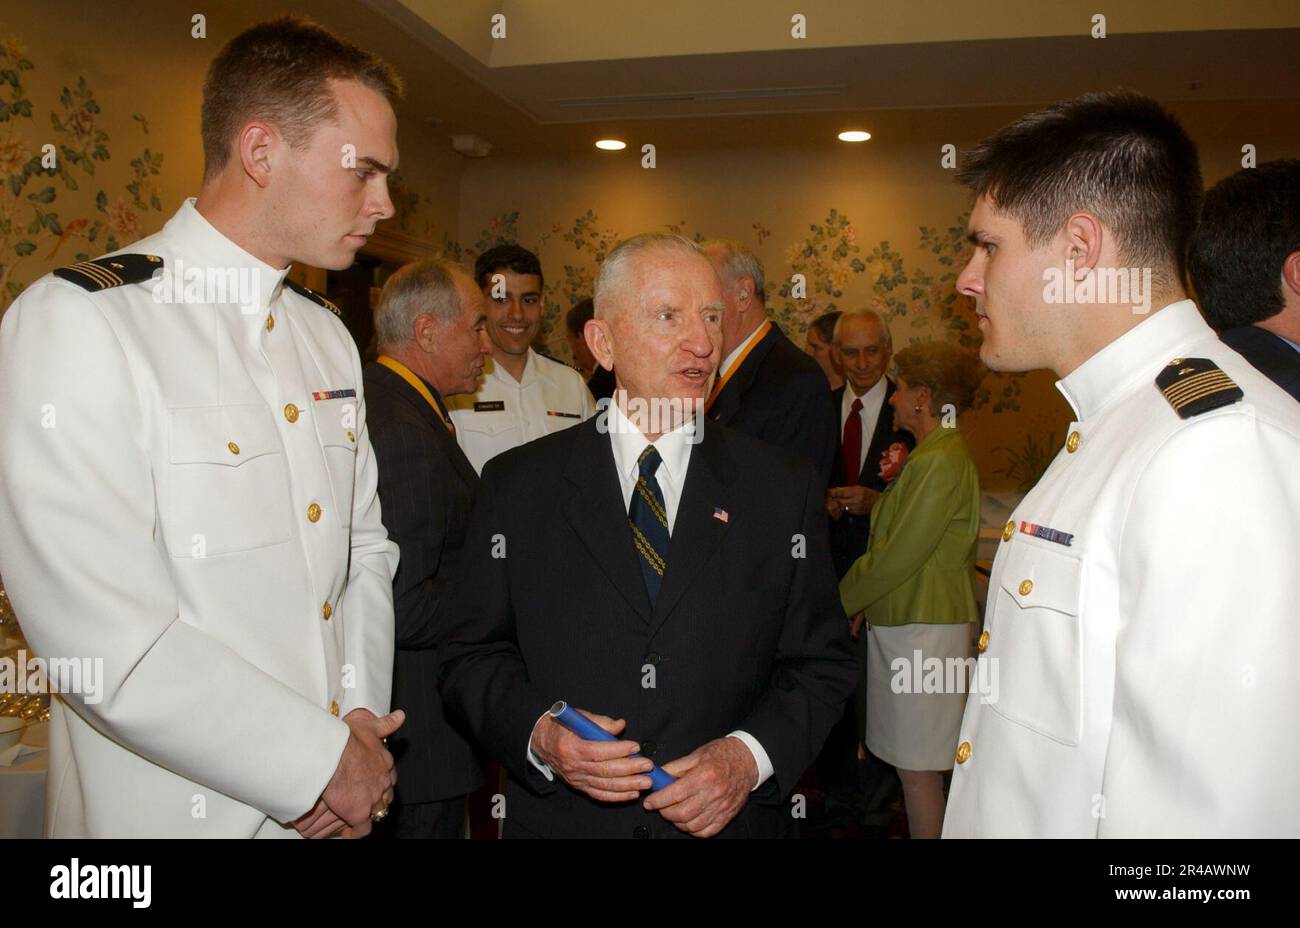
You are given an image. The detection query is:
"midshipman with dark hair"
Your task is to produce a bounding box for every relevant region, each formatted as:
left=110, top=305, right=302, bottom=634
left=943, top=92, right=1300, bottom=837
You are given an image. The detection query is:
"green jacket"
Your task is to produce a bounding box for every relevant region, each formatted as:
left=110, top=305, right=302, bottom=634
left=839, top=426, right=980, bottom=626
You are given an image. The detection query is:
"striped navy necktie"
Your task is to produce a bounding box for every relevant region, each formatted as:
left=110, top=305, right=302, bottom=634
left=628, top=444, right=670, bottom=605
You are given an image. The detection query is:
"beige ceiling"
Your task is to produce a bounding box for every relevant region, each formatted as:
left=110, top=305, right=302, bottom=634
left=390, top=0, right=1300, bottom=65
left=356, top=0, right=1300, bottom=149
left=127, top=0, right=1297, bottom=160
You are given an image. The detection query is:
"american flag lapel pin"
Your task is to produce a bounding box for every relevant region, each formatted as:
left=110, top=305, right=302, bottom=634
left=712, top=507, right=729, bottom=523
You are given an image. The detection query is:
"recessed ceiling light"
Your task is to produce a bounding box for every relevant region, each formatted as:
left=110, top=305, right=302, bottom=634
left=838, top=130, right=872, bottom=142
left=595, top=139, right=627, bottom=151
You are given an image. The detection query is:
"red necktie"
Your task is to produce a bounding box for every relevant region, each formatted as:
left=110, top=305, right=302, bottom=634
left=842, top=398, right=863, bottom=482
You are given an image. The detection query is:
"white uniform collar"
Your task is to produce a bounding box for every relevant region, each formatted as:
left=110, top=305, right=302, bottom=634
left=607, top=399, right=694, bottom=487
left=165, top=198, right=291, bottom=317
left=1056, top=299, right=1209, bottom=420
left=487, top=346, right=542, bottom=387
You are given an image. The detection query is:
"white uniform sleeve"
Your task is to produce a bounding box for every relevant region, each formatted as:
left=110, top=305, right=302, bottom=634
left=0, top=282, right=349, bottom=824
left=1100, top=409, right=1300, bottom=836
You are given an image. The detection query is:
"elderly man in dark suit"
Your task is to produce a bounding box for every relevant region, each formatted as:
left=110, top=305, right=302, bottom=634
left=438, top=233, right=858, bottom=838
left=700, top=239, right=839, bottom=486
left=1189, top=158, right=1300, bottom=403
left=363, top=260, right=491, bottom=837
left=818, top=309, right=915, bottom=793
left=826, top=309, right=915, bottom=580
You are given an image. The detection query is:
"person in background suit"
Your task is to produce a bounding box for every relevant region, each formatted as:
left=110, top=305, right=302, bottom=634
left=438, top=233, right=858, bottom=838
left=805, top=310, right=845, bottom=391
left=816, top=308, right=915, bottom=795
left=700, top=239, right=839, bottom=486
left=363, top=260, right=491, bottom=837
left=1188, top=158, right=1300, bottom=402
left=826, top=309, right=915, bottom=580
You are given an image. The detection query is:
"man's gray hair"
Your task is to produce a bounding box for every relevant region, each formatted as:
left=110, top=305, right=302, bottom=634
left=700, top=238, right=766, bottom=304
left=594, top=233, right=705, bottom=319
left=832, top=307, right=893, bottom=351
left=374, top=258, right=464, bottom=346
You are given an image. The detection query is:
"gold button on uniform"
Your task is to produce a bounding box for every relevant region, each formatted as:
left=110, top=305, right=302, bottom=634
left=956, top=741, right=972, bottom=764
left=1019, top=579, right=1034, bottom=596
left=284, top=403, right=299, bottom=423
left=322, top=601, right=332, bottom=621
left=227, top=441, right=240, bottom=455
left=978, top=630, right=990, bottom=653
left=1066, top=431, right=1081, bottom=453
left=1002, top=520, right=1015, bottom=542
left=265, top=314, right=275, bottom=332
left=346, top=431, right=355, bottom=443
left=307, top=502, right=322, bottom=523
left=330, top=700, right=339, bottom=717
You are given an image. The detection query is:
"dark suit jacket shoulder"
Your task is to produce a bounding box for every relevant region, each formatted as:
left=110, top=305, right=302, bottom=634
left=1220, top=325, right=1300, bottom=403
left=709, top=324, right=838, bottom=486
left=363, top=361, right=484, bottom=803
left=438, top=415, right=858, bottom=838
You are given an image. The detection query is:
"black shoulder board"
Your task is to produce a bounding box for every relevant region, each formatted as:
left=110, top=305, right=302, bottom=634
left=53, top=254, right=162, bottom=291
left=1155, top=357, right=1243, bottom=419
left=537, top=348, right=582, bottom=374
left=286, top=279, right=342, bottom=317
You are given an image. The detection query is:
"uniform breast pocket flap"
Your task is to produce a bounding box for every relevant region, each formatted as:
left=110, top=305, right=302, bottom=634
left=988, top=541, right=1084, bottom=745
left=458, top=410, right=516, bottom=437
left=166, top=405, right=291, bottom=557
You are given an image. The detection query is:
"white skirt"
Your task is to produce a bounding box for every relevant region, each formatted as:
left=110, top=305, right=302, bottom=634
left=864, top=621, right=975, bottom=772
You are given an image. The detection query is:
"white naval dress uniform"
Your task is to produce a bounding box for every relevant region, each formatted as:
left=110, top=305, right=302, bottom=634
left=447, top=348, right=596, bottom=474
left=943, top=300, right=1300, bottom=837
left=0, top=199, right=398, bottom=837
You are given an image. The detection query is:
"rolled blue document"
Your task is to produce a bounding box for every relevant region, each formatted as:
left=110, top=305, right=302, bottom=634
left=548, top=700, right=676, bottom=792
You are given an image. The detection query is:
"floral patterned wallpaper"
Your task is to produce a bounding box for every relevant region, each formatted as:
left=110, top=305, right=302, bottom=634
left=0, top=36, right=166, bottom=308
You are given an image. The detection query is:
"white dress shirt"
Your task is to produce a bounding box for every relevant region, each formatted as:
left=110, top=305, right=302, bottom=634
left=527, top=401, right=774, bottom=790
left=839, top=375, right=889, bottom=478
left=719, top=319, right=771, bottom=381
left=447, top=348, right=596, bottom=474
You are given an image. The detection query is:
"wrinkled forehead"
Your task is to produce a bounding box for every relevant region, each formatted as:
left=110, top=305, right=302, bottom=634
left=601, top=247, right=717, bottom=324
left=634, top=248, right=721, bottom=305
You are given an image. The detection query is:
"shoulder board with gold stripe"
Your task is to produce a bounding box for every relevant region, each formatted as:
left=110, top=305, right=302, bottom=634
left=53, top=254, right=162, bottom=291
left=1155, top=357, right=1243, bottom=419
left=286, top=279, right=342, bottom=317
left=537, top=348, right=583, bottom=374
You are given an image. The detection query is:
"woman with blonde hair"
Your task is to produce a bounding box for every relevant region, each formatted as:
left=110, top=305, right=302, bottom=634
left=839, top=340, right=984, bottom=838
